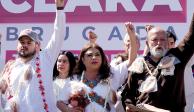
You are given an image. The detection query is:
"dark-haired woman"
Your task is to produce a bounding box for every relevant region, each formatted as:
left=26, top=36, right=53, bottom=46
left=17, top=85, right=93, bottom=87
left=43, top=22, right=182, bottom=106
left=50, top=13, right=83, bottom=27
left=57, top=43, right=117, bottom=112
left=52, top=51, right=77, bottom=111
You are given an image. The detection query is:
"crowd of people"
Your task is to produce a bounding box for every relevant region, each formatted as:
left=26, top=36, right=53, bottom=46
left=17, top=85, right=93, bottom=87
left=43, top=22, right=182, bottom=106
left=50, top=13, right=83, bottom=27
left=0, top=0, right=194, bottom=112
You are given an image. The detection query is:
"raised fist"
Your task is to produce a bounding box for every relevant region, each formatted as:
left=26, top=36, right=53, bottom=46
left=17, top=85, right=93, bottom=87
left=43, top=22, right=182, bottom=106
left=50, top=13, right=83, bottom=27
left=88, top=31, right=97, bottom=43
left=55, top=0, right=65, bottom=8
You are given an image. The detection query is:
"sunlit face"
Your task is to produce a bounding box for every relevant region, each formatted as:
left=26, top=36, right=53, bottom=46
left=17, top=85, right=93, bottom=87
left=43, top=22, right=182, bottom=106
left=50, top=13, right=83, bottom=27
left=167, top=37, right=175, bottom=49
left=123, top=34, right=140, bottom=53
left=123, top=34, right=131, bottom=52
left=147, top=27, right=168, bottom=58
left=17, top=36, right=38, bottom=58
left=57, top=55, right=70, bottom=75
left=82, top=48, right=102, bottom=71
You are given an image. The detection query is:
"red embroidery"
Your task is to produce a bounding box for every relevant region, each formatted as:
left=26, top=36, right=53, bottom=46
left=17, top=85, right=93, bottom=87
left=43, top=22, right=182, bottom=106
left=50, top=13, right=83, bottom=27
left=36, top=57, right=49, bottom=112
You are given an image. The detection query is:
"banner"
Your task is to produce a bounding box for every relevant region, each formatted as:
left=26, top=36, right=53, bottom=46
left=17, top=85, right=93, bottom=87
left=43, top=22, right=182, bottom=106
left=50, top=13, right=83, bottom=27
left=0, top=0, right=186, bottom=23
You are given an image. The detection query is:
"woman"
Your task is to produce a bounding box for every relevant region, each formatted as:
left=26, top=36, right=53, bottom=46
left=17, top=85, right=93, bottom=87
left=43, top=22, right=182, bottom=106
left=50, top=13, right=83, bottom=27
left=53, top=51, right=76, bottom=106
left=57, top=43, right=117, bottom=112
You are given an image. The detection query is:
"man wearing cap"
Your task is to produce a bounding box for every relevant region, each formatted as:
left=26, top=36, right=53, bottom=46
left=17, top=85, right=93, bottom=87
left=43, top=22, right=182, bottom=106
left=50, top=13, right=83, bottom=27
left=0, top=0, right=65, bottom=112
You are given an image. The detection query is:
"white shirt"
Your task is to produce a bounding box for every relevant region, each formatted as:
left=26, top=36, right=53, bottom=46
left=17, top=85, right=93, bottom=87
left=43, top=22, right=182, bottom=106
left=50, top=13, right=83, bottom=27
left=6, top=10, right=65, bottom=112
left=53, top=77, right=72, bottom=100
left=59, top=80, right=115, bottom=112
left=110, top=60, right=129, bottom=91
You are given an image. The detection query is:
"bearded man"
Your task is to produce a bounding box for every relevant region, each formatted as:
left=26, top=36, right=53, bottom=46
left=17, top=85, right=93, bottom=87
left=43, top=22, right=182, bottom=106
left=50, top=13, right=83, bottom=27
left=0, top=0, right=65, bottom=111
left=121, top=13, right=194, bottom=112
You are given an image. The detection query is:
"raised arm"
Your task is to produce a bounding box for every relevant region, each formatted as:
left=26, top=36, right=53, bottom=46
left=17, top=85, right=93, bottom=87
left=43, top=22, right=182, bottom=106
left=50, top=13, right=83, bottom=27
left=143, top=25, right=154, bottom=56
left=125, top=22, right=138, bottom=67
left=44, top=0, right=65, bottom=65
left=175, top=13, right=194, bottom=63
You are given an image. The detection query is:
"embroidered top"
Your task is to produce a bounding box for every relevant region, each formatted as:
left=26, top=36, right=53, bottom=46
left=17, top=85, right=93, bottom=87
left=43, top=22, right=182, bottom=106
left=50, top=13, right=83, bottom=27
left=59, top=74, right=114, bottom=112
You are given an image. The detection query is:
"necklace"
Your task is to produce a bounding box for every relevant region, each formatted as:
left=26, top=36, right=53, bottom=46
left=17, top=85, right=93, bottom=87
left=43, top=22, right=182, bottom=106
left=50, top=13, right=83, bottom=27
left=35, top=56, right=49, bottom=112
left=81, top=71, right=110, bottom=112
left=82, top=76, right=99, bottom=89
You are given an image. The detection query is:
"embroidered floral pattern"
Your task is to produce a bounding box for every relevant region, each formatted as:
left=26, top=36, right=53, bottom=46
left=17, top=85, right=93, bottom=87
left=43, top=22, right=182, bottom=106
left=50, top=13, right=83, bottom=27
left=36, top=57, right=49, bottom=112
left=82, top=76, right=110, bottom=111
left=87, top=91, right=110, bottom=111
left=82, top=77, right=99, bottom=89
left=80, top=72, right=111, bottom=111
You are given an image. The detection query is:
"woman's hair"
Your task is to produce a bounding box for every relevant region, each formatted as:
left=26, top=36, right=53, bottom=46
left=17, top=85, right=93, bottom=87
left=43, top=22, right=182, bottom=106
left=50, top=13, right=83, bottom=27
left=114, top=53, right=128, bottom=62
left=73, top=43, right=111, bottom=80
left=53, top=51, right=76, bottom=80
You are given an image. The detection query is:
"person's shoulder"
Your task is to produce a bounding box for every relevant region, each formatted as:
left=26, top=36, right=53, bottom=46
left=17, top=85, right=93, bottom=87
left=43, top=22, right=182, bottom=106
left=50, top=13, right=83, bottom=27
left=128, top=56, right=144, bottom=74
left=6, top=59, right=15, bottom=63
left=1, top=59, right=16, bottom=76
left=5, top=59, right=16, bottom=66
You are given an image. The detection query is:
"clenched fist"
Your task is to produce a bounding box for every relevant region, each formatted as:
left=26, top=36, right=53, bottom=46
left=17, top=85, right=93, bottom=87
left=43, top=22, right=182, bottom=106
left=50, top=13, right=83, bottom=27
left=55, top=0, right=65, bottom=8
left=88, top=31, right=97, bottom=43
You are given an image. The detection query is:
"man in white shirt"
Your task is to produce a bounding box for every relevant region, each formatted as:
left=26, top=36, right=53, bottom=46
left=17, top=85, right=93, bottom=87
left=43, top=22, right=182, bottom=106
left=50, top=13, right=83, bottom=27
left=110, top=23, right=140, bottom=112
left=0, top=0, right=65, bottom=111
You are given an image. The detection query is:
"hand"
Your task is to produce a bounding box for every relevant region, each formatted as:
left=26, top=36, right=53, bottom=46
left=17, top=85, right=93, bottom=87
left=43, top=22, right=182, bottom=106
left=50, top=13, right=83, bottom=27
left=10, top=101, right=17, bottom=112
left=126, top=104, right=138, bottom=112
left=57, top=100, right=69, bottom=112
left=88, top=31, right=97, bottom=43
left=55, top=0, right=65, bottom=8
left=0, top=79, right=8, bottom=94
left=145, top=24, right=154, bottom=32
left=111, top=90, right=117, bottom=104
left=124, top=22, right=136, bottom=51
left=125, top=22, right=135, bottom=34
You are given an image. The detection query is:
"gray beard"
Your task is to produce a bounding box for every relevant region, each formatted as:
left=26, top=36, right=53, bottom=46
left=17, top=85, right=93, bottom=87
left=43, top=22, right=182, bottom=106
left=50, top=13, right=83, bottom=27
left=150, top=48, right=167, bottom=58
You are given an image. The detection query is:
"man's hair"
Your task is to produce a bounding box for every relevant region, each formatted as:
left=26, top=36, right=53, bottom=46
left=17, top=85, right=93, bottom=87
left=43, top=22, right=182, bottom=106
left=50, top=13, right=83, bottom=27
left=167, top=31, right=177, bottom=42
left=123, top=33, right=139, bottom=44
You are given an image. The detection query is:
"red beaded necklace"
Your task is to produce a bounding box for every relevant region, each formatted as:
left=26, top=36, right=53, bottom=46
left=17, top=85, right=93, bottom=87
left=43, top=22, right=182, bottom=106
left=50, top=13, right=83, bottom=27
left=35, top=56, right=49, bottom=112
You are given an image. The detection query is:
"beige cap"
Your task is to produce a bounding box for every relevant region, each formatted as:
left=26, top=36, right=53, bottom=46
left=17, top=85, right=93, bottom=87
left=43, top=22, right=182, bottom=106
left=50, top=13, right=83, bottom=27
left=18, top=29, right=40, bottom=42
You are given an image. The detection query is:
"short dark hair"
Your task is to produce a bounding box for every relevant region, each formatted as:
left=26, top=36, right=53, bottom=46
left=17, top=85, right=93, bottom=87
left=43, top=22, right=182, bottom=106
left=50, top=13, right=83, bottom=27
left=53, top=51, right=76, bottom=80
left=167, top=31, right=177, bottom=42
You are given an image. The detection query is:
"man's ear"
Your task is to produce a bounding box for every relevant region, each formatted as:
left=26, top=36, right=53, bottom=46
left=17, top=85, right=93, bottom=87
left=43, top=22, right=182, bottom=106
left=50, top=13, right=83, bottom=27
left=35, top=42, right=41, bottom=52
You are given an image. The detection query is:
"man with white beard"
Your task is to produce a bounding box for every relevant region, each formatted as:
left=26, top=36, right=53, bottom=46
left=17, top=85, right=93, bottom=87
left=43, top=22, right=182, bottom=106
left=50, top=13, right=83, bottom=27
left=121, top=13, right=194, bottom=112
